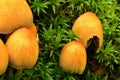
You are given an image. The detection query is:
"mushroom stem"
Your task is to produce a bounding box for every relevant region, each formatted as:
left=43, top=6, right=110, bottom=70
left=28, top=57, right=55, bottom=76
left=16, top=69, right=23, bottom=75
left=16, top=69, right=23, bottom=80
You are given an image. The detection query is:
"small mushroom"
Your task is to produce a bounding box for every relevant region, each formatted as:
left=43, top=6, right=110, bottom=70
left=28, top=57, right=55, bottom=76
left=27, top=23, right=37, bottom=37
left=0, top=39, right=8, bottom=75
left=0, top=0, right=33, bottom=34
left=6, top=28, right=39, bottom=69
left=27, top=23, right=39, bottom=41
left=72, top=12, right=103, bottom=53
left=59, top=41, right=87, bottom=74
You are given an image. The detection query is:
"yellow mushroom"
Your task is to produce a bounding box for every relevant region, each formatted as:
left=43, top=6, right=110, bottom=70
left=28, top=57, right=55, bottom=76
left=0, top=0, right=33, bottom=34
left=72, top=12, right=103, bottom=53
left=59, top=41, right=87, bottom=74
left=0, top=39, right=8, bottom=75
left=6, top=28, right=39, bottom=69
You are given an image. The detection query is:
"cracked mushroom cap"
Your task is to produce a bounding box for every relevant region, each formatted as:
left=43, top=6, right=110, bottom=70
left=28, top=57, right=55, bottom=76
left=6, top=28, right=39, bottom=69
left=0, top=39, right=8, bottom=75
left=72, top=12, right=103, bottom=52
left=59, top=41, right=87, bottom=74
left=0, top=0, right=33, bottom=34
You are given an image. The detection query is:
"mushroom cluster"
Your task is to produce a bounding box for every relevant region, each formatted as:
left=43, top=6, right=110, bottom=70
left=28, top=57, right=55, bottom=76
left=59, top=12, right=103, bottom=74
left=0, top=0, right=39, bottom=75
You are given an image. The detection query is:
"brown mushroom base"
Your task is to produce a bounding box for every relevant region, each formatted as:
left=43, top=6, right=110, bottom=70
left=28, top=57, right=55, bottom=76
left=86, top=36, right=99, bottom=72
left=86, top=36, right=107, bottom=75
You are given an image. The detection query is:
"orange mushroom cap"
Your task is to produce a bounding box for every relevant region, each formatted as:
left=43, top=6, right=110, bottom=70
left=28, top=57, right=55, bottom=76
left=27, top=23, right=39, bottom=41
left=72, top=12, right=103, bottom=52
left=59, top=41, right=87, bottom=74
left=0, top=0, right=33, bottom=34
left=6, top=23, right=38, bottom=41
left=27, top=23, right=37, bottom=37
left=6, top=28, right=39, bottom=69
left=0, top=39, right=8, bottom=75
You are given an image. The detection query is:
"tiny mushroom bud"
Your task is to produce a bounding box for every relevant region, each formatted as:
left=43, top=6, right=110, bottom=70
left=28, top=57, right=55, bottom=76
left=6, top=28, right=39, bottom=69
left=59, top=41, right=87, bottom=74
left=27, top=23, right=39, bottom=41
left=72, top=12, right=103, bottom=53
left=0, top=0, right=33, bottom=34
left=27, top=23, right=37, bottom=37
left=0, top=39, right=8, bottom=75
